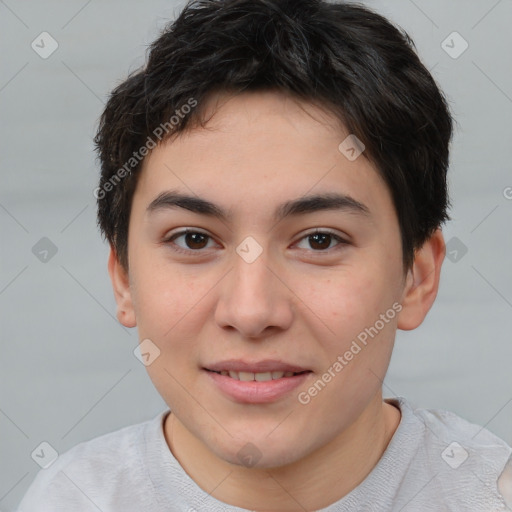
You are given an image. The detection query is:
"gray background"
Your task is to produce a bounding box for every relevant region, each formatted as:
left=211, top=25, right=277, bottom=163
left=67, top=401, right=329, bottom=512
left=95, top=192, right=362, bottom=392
left=1, top=0, right=511, bottom=510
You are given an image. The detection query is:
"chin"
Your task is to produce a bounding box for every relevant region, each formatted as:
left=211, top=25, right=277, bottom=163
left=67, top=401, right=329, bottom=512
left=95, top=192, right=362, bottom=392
left=209, top=429, right=310, bottom=470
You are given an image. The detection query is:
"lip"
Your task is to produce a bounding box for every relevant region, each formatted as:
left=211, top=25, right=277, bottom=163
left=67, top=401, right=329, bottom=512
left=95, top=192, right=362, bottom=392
left=204, top=359, right=309, bottom=373
left=202, top=360, right=312, bottom=404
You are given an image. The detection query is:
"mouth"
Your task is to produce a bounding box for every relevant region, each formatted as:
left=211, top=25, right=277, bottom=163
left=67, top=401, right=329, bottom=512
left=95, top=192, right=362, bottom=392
left=205, top=369, right=310, bottom=381
left=202, top=360, right=312, bottom=403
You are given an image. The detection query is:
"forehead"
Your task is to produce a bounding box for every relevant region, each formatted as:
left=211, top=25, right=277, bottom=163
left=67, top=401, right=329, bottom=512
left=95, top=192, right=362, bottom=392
left=196, top=89, right=343, bottom=133
left=134, top=90, right=395, bottom=225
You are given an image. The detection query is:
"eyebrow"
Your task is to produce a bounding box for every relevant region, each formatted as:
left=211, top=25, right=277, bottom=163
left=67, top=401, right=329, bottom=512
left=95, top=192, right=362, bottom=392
left=146, top=189, right=370, bottom=222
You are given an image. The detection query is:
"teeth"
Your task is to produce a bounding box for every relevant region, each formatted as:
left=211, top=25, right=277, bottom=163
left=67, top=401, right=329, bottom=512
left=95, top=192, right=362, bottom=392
left=218, top=370, right=299, bottom=381
left=255, top=372, right=272, bottom=382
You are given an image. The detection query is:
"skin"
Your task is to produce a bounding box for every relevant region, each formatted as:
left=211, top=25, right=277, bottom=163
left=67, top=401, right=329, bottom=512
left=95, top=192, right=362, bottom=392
left=109, top=90, right=445, bottom=511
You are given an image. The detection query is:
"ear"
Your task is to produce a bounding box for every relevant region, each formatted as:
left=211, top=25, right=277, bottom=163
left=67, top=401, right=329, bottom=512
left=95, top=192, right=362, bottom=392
left=397, top=229, right=445, bottom=331
left=107, top=246, right=137, bottom=328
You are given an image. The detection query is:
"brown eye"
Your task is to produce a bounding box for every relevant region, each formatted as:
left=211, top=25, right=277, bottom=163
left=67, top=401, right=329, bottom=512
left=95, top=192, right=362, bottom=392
left=165, top=229, right=215, bottom=253
left=183, top=232, right=209, bottom=249
left=295, top=230, right=346, bottom=252
left=308, top=232, right=333, bottom=250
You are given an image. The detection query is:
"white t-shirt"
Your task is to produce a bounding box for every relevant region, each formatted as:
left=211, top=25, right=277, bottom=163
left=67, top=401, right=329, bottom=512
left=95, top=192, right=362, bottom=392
left=17, top=397, right=512, bottom=511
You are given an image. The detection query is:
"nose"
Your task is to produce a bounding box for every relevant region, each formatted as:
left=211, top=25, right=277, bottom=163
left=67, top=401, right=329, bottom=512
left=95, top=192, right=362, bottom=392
left=214, top=245, right=294, bottom=339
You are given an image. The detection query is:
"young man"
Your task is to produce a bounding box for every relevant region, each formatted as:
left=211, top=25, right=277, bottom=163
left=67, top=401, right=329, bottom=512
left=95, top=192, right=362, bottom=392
left=18, top=0, right=512, bottom=510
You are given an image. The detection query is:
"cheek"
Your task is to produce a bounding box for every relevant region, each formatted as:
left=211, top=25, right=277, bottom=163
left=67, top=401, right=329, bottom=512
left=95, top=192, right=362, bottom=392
left=130, top=245, right=206, bottom=335
left=297, top=264, right=395, bottom=346
left=294, top=268, right=399, bottom=415
left=130, top=262, right=212, bottom=407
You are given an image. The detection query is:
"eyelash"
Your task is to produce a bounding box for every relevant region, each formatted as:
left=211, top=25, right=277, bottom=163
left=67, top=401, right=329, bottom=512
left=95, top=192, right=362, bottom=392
left=162, top=228, right=348, bottom=256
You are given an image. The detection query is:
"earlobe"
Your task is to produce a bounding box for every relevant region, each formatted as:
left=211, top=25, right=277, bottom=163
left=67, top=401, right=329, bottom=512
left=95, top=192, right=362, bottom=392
left=397, top=229, right=445, bottom=331
left=107, top=247, right=137, bottom=328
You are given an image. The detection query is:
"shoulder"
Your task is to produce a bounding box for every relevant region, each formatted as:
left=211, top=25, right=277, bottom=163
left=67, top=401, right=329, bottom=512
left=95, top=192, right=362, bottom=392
left=17, top=411, right=168, bottom=512
left=396, top=397, right=512, bottom=510
left=411, top=401, right=512, bottom=462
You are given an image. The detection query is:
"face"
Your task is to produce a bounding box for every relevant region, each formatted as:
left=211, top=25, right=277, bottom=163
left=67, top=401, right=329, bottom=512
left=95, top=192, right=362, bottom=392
left=115, top=90, right=414, bottom=468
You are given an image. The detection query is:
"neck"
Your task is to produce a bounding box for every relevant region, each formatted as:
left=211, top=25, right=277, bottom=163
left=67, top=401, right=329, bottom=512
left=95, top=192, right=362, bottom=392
left=164, top=393, right=401, bottom=511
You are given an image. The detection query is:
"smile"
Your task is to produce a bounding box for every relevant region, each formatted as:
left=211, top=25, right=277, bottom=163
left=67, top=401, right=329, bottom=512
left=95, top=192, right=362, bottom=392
left=207, top=370, right=306, bottom=381
left=203, top=362, right=312, bottom=403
